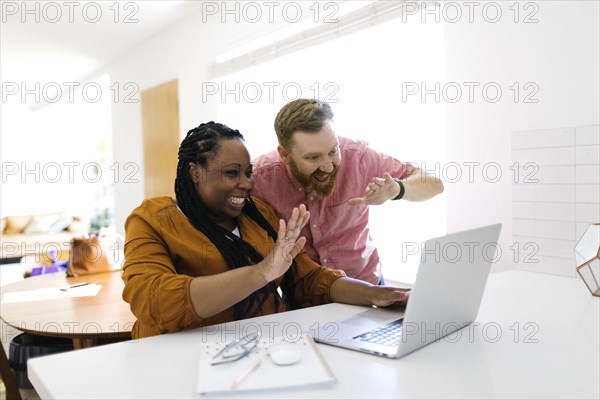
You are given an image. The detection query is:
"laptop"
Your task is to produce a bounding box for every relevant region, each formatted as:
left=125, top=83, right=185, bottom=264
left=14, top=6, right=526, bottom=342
left=310, top=223, right=502, bottom=359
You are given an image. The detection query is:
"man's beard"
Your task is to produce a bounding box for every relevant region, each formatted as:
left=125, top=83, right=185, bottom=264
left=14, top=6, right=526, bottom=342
left=288, top=159, right=339, bottom=198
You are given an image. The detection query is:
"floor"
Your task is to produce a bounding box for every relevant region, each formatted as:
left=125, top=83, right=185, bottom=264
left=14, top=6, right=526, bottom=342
left=1, top=319, right=41, bottom=400
left=1, top=264, right=40, bottom=399
left=0, top=381, right=40, bottom=400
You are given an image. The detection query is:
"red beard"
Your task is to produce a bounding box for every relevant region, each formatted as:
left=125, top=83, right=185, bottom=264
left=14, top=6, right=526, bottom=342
left=288, top=159, right=339, bottom=198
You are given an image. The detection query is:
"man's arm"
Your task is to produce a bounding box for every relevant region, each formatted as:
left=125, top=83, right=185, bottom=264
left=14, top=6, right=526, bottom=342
left=347, top=168, right=443, bottom=206
left=401, top=167, right=444, bottom=201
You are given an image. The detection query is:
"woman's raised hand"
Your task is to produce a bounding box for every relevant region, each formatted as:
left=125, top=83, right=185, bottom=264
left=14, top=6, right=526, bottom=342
left=257, top=204, right=310, bottom=283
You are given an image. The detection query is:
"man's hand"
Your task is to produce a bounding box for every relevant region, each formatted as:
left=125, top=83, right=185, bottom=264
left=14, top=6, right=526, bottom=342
left=347, top=172, right=400, bottom=206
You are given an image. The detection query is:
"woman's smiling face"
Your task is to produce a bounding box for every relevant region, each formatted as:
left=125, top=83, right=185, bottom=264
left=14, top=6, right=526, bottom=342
left=189, top=138, right=253, bottom=230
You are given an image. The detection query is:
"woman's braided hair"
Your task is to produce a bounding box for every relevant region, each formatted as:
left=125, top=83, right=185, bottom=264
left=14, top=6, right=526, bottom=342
left=174, top=122, right=296, bottom=319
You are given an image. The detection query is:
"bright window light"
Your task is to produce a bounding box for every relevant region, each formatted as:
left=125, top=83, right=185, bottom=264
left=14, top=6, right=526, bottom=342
left=213, top=14, right=446, bottom=284
left=216, top=1, right=376, bottom=64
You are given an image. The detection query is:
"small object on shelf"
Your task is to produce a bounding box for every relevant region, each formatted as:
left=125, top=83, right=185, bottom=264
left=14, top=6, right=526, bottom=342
left=575, top=223, right=600, bottom=297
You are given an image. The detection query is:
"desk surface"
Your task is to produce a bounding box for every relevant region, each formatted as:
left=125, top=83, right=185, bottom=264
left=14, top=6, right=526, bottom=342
left=28, top=270, right=600, bottom=399
left=0, top=271, right=134, bottom=344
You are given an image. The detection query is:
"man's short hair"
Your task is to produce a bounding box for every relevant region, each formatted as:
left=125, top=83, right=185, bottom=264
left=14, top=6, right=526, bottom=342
left=274, top=99, right=334, bottom=150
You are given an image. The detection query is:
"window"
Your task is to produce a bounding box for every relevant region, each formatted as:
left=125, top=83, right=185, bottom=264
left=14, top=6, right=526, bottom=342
left=0, top=75, right=114, bottom=230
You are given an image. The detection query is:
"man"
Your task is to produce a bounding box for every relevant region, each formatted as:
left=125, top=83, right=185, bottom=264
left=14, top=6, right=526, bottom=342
left=252, top=99, right=443, bottom=285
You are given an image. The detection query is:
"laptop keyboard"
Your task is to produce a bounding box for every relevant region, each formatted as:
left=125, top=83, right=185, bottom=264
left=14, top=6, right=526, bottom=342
left=354, top=319, right=403, bottom=346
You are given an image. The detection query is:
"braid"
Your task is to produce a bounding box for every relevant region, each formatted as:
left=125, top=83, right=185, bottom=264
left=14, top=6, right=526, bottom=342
left=175, top=122, right=296, bottom=319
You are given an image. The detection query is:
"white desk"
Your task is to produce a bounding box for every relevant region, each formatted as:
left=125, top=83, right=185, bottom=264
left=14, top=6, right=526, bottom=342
left=28, top=270, right=599, bottom=399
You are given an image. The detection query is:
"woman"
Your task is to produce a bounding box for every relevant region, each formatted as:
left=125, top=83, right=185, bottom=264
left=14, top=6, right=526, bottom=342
left=122, top=122, right=408, bottom=339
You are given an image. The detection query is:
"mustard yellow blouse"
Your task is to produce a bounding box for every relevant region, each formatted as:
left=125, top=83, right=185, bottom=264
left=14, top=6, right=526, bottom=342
left=122, top=196, right=345, bottom=338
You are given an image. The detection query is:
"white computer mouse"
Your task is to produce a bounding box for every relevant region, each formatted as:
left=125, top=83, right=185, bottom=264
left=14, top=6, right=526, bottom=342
left=268, top=343, right=302, bottom=366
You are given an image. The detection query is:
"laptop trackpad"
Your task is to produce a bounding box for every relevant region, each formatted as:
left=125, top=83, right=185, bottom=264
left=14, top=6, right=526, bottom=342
left=340, top=309, right=403, bottom=328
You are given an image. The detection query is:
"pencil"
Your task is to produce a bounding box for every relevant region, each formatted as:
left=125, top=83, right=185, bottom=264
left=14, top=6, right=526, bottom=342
left=60, top=283, right=92, bottom=291
left=231, top=358, right=261, bottom=389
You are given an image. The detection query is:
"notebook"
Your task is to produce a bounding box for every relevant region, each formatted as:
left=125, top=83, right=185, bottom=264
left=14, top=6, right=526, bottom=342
left=310, top=224, right=502, bottom=359
left=196, top=334, right=335, bottom=395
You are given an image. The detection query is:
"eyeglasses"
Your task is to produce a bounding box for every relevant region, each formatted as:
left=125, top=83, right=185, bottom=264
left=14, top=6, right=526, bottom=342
left=211, top=332, right=260, bottom=365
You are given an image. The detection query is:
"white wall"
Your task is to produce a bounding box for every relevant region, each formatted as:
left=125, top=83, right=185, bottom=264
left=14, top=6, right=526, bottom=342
left=444, top=1, right=599, bottom=271
left=510, top=124, right=599, bottom=276
left=108, top=7, right=308, bottom=232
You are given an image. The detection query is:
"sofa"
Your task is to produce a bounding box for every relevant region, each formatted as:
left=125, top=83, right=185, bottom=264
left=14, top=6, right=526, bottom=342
left=0, top=213, right=89, bottom=264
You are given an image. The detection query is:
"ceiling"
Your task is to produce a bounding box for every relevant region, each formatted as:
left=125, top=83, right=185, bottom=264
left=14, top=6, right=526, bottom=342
left=0, top=1, right=204, bottom=87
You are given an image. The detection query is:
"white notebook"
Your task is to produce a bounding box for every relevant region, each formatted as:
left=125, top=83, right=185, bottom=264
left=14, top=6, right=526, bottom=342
left=196, top=334, right=335, bottom=395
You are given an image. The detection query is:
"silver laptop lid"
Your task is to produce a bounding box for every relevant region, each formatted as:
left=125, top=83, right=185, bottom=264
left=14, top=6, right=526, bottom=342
left=397, top=223, right=502, bottom=357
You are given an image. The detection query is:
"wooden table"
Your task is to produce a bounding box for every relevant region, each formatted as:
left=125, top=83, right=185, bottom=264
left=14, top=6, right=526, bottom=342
left=0, top=270, right=134, bottom=349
